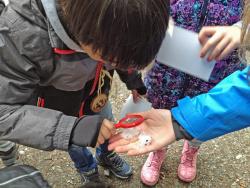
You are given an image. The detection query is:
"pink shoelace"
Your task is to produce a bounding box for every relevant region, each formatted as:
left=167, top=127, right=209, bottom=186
left=148, top=152, right=164, bottom=173
left=181, top=147, right=199, bottom=167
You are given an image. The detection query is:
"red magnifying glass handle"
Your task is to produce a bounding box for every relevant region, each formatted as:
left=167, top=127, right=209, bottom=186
left=115, top=114, right=144, bottom=129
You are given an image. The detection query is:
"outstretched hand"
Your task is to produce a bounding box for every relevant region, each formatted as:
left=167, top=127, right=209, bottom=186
left=108, top=109, right=176, bottom=156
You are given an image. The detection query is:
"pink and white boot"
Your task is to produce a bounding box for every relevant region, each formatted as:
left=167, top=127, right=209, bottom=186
left=141, top=148, right=166, bottom=186
left=178, top=140, right=199, bottom=182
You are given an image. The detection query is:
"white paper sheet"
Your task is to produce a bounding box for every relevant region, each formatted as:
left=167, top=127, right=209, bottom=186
left=156, top=25, right=216, bottom=81
left=120, top=95, right=152, bottom=119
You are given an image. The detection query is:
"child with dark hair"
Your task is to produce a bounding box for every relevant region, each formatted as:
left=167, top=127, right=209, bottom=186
left=142, top=0, right=244, bottom=186
left=0, top=0, right=169, bottom=186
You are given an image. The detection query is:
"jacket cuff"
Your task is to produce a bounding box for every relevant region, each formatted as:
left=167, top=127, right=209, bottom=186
left=53, top=115, right=77, bottom=151
left=233, top=21, right=242, bottom=29
left=70, top=115, right=103, bottom=147
left=172, top=115, right=193, bottom=141
left=171, top=97, right=213, bottom=141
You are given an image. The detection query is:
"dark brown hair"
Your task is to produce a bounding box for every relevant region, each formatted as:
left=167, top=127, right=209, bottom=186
left=59, top=0, right=170, bottom=70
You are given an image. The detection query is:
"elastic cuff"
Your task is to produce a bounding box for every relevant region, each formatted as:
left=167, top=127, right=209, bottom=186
left=172, top=115, right=193, bottom=141
left=53, top=115, right=77, bottom=151
left=233, top=21, right=242, bottom=29
left=70, top=115, right=103, bottom=148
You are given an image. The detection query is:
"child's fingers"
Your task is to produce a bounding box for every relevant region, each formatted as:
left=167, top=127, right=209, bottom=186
left=100, top=125, right=113, bottom=140
left=108, top=138, right=131, bottom=151
left=108, top=136, right=139, bottom=151
left=200, top=31, right=224, bottom=58
left=199, top=27, right=217, bottom=45
left=131, top=90, right=140, bottom=103
left=208, top=37, right=230, bottom=61
left=103, top=119, right=115, bottom=132
left=114, top=142, right=139, bottom=153
left=109, top=133, right=123, bottom=143
left=217, top=42, right=236, bottom=61
left=127, top=144, right=159, bottom=156
left=97, top=135, right=105, bottom=146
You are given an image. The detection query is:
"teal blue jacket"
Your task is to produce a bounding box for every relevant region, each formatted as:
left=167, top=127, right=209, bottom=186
left=172, top=67, right=250, bottom=141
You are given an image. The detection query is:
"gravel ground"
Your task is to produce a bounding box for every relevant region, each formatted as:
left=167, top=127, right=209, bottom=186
left=1, top=73, right=250, bottom=188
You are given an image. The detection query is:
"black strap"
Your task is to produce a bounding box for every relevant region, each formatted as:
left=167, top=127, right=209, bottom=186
left=198, top=0, right=210, bottom=32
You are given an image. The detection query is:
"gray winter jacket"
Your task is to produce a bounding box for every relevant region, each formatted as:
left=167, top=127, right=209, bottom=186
left=0, top=0, right=145, bottom=151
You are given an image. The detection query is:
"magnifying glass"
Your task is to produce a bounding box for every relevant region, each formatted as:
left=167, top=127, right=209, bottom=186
left=114, top=114, right=144, bottom=129
left=115, top=114, right=152, bottom=146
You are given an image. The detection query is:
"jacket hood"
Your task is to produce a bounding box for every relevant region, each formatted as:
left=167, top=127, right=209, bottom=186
left=8, top=0, right=47, bottom=30
left=8, top=0, right=83, bottom=52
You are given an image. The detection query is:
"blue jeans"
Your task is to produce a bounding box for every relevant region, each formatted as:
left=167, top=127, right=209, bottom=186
left=68, top=102, right=114, bottom=172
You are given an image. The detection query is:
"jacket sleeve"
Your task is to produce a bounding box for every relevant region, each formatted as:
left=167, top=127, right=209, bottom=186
left=0, top=29, right=100, bottom=151
left=116, top=70, right=147, bottom=94
left=171, top=67, right=250, bottom=142
left=233, top=21, right=242, bottom=28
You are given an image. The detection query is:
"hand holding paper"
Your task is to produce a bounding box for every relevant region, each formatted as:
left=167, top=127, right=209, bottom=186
left=156, top=24, right=216, bottom=81
left=199, top=25, right=241, bottom=61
